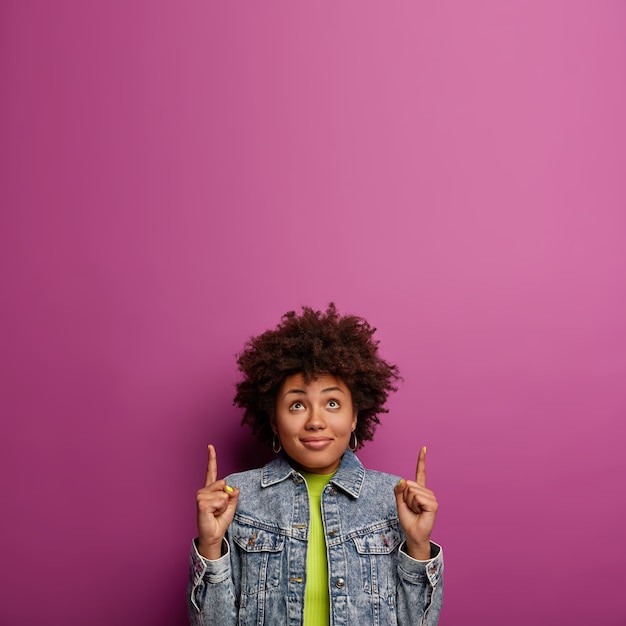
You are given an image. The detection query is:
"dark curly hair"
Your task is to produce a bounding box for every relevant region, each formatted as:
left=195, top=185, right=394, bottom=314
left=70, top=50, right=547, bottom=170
left=234, top=304, right=400, bottom=450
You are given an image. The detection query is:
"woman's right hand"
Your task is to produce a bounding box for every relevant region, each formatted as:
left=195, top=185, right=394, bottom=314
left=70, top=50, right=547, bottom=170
left=196, top=444, right=240, bottom=560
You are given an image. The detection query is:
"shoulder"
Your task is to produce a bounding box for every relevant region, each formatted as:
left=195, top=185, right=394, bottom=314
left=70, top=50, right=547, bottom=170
left=339, top=467, right=401, bottom=531
left=363, top=467, right=401, bottom=490
left=225, top=455, right=292, bottom=496
left=225, top=467, right=263, bottom=491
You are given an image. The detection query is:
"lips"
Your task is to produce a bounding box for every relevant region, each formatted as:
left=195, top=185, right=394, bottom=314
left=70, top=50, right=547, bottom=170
left=300, top=437, right=333, bottom=450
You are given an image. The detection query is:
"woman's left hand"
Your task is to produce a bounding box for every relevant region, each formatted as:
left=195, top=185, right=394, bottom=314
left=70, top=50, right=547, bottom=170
left=394, top=446, right=439, bottom=560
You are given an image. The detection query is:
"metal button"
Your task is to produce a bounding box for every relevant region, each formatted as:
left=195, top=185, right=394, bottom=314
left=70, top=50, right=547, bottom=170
left=329, top=487, right=336, bottom=495
left=335, top=577, right=345, bottom=589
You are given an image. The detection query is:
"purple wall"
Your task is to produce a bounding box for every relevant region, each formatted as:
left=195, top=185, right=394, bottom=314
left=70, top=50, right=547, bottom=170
left=2, top=2, right=625, bottom=624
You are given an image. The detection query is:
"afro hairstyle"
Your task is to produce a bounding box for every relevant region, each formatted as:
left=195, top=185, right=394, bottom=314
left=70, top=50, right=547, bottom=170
left=233, top=303, right=400, bottom=449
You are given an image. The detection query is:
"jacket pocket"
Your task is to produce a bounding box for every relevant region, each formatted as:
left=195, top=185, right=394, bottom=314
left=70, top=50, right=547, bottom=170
left=352, top=523, right=402, bottom=599
left=231, top=521, right=285, bottom=596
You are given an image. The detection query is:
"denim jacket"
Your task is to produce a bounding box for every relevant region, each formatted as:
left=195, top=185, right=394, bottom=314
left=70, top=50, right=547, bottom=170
left=188, top=450, right=443, bottom=626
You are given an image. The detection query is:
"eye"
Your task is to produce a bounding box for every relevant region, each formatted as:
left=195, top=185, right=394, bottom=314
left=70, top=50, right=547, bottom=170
left=289, top=401, right=305, bottom=411
left=326, top=399, right=340, bottom=409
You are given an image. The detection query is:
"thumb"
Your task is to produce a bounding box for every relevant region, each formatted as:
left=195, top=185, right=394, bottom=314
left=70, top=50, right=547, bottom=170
left=394, top=479, right=407, bottom=507
left=225, top=486, right=240, bottom=514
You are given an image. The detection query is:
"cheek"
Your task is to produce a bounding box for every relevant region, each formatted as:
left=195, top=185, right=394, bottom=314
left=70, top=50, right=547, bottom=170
left=274, top=414, right=297, bottom=436
left=339, top=416, right=357, bottom=435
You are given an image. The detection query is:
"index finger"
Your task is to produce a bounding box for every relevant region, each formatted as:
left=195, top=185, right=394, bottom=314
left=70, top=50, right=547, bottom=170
left=205, top=444, right=218, bottom=487
left=415, top=445, right=427, bottom=486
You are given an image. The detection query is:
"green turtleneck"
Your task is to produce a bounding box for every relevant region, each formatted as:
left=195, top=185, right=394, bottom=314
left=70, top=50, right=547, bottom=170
left=300, top=471, right=334, bottom=626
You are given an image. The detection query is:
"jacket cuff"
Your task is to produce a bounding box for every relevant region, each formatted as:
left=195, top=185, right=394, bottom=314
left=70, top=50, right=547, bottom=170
left=397, top=540, right=443, bottom=587
left=190, top=538, right=231, bottom=586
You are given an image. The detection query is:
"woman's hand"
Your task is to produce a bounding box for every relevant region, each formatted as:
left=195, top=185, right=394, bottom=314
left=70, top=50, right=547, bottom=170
left=196, top=444, right=240, bottom=560
left=394, top=446, right=439, bottom=560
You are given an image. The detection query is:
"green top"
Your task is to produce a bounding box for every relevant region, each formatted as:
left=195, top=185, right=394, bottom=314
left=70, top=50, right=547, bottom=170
left=301, top=471, right=335, bottom=626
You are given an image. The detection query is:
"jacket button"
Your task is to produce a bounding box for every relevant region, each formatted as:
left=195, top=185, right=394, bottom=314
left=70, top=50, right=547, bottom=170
left=335, top=577, right=345, bottom=589
left=329, top=487, right=336, bottom=495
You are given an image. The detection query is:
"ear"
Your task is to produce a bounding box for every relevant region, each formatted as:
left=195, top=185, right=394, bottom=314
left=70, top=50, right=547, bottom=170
left=351, top=411, right=357, bottom=431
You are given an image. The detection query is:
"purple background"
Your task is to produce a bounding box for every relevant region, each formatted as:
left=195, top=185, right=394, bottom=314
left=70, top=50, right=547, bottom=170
left=2, top=2, right=625, bottom=625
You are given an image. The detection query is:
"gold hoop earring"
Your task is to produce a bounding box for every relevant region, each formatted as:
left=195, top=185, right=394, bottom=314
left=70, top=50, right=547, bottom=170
left=349, top=431, right=358, bottom=452
left=272, top=433, right=282, bottom=453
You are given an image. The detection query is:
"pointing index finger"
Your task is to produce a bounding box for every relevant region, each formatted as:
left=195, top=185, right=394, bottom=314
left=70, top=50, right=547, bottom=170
left=205, top=444, right=218, bottom=487
left=415, top=445, right=427, bottom=486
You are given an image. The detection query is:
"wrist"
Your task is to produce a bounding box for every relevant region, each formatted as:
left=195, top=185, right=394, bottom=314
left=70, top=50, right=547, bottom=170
left=197, top=538, right=225, bottom=560
left=404, top=538, right=432, bottom=560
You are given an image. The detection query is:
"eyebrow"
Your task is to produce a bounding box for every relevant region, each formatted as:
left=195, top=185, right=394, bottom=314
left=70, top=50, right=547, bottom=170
left=283, top=386, right=346, bottom=397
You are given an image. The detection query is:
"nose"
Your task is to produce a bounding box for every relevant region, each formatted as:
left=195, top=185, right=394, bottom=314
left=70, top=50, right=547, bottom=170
left=305, top=406, right=326, bottom=430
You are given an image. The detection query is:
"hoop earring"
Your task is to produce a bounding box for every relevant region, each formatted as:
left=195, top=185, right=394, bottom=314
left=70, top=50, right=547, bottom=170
left=349, top=431, right=358, bottom=452
left=272, top=433, right=282, bottom=453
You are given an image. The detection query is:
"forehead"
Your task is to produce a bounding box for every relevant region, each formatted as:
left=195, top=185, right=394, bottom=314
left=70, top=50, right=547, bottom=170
left=279, top=372, right=349, bottom=395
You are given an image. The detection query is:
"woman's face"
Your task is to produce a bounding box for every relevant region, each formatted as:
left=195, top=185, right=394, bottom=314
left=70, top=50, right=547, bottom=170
left=273, top=372, right=357, bottom=475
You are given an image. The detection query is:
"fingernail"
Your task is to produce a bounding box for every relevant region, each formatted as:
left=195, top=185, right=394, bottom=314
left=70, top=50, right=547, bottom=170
left=423, top=446, right=427, bottom=455
left=397, top=478, right=404, bottom=486
left=225, top=485, right=234, bottom=493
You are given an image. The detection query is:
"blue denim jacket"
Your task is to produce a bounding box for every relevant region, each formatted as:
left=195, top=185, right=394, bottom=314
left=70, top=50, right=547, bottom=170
left=188, top=450, right=443, bottom=625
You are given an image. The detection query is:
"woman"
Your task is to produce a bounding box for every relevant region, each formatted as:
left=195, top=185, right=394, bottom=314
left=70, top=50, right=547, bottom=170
left=188, top=304, right=444, bottom=625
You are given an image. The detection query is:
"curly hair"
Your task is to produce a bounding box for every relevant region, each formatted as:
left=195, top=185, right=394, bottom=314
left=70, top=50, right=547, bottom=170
left=234, top=304, right=400, bottom=450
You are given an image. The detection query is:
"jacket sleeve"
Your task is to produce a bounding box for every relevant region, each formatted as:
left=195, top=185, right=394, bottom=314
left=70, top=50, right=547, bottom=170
left=396, top=541, right=444, bottom=626
left=187, top=539, right=238, bottom=626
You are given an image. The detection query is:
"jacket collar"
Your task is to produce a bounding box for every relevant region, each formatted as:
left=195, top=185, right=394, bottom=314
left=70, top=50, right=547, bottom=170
left=260, top=449, right=365, bottom=499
